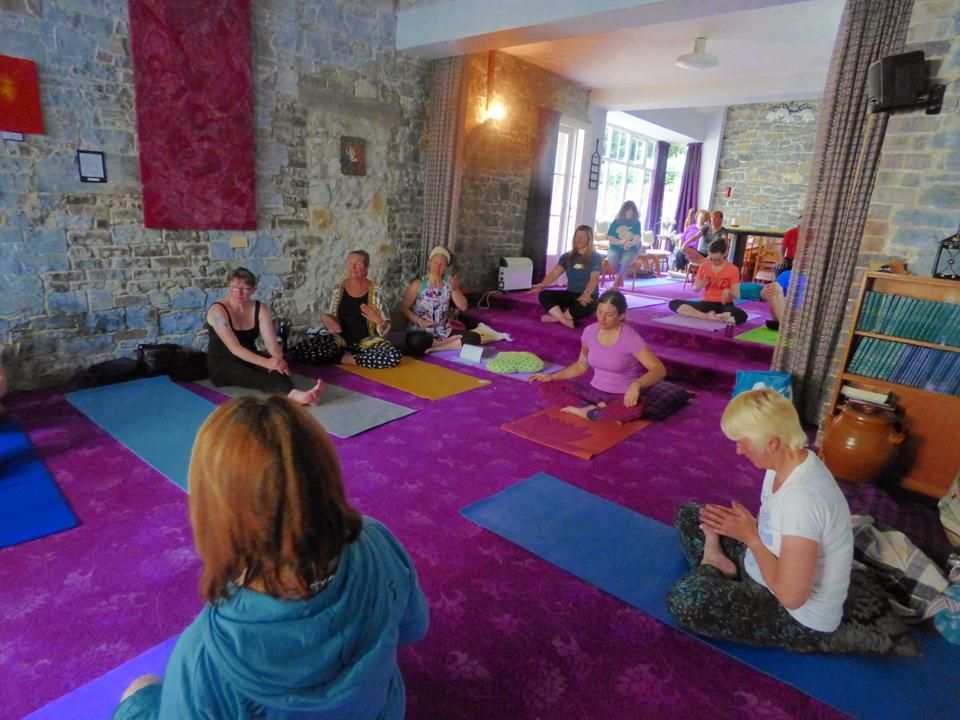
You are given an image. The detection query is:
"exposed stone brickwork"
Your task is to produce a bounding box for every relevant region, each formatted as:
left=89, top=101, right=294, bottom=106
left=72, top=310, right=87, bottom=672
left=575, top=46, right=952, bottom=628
left=455, top=51, right=590, bottom=289
left=710, top=101, right=820, bottom=229
left=819, top=0, right=960, bottom=426
left=0, top=0, right=428, bottom=389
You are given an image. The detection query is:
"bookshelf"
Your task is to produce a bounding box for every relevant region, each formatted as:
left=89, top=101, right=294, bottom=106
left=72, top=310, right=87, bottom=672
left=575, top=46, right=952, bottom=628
left=828, top=272, right=960, bottom=497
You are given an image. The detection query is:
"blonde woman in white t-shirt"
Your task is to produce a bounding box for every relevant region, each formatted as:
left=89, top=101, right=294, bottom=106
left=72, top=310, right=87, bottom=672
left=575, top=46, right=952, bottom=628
left=666, top=388, right=853, bottom=648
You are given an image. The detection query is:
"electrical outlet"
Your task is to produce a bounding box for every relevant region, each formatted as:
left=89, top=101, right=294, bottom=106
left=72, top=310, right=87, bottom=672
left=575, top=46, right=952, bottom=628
left=230, top=236, right=248, bottom=249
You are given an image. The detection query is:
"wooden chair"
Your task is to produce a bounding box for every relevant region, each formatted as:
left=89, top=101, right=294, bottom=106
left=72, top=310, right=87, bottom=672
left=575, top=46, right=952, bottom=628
left=682, top=260, right=703, bottom=289
left=753, top=241, right=782, bottom=284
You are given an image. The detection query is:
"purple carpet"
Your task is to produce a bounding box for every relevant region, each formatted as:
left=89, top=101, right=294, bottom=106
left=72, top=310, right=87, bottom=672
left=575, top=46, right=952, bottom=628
left=2, top=302, right=949, bottom=719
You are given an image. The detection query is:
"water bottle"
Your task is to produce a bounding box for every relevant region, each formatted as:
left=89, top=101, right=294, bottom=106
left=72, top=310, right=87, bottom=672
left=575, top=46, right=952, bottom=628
left=724, top=317, right=735, bottom=338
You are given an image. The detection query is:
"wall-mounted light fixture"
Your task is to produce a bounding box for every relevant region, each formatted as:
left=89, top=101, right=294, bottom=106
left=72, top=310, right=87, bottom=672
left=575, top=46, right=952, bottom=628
left=483, top=50, right=506, bottom=123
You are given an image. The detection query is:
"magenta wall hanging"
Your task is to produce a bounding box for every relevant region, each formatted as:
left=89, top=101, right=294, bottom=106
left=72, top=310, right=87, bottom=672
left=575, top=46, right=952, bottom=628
left=128, top=0, right=256, bottom=229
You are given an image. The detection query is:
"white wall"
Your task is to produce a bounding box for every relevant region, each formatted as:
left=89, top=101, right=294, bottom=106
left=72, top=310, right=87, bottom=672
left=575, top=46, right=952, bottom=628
left=697, top=107, right=726, bottom=211
left=575, top=104, right=607, bottom=229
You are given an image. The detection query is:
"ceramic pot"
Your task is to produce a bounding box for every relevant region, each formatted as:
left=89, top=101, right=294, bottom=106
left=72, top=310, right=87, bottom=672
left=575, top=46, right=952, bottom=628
left=822, top=401, right=905, bottom=484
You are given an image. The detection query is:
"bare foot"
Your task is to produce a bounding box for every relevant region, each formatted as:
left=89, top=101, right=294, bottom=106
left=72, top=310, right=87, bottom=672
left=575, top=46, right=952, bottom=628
left=340, top=352, right=356, bottom=365
left=700, top=528, right=737, bottom=577
left=288, top=379, right=323, bottom=406
left=714, top=312, right=732, bottom=323
left=561, top=405, right=593, bottom=419
left=559, top=315, right=575, bottom=330
left=541, top=313, right=561, bottom=323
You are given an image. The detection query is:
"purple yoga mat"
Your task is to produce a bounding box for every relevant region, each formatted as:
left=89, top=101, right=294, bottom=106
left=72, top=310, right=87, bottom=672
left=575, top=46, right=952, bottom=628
left=623, top=294, right=666, bottom=309
left=430, top=348, right=564, bottom=381
left=26, top=635, right=178, bottom=719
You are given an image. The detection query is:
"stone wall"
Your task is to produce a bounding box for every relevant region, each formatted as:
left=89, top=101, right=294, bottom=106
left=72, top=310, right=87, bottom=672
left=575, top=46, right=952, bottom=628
left=455, top=51, right=590, bottom=289
left=710, top=100, right=820, bottom=229
left=0, top=0, right=429, bottom=389
left=818, top=0, right=960, bottom=424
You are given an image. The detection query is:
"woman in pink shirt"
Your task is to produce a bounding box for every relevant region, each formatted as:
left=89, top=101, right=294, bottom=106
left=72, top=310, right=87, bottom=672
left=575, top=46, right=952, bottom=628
left=529, top=290, right=674, bottom=423
left=668, top=239, right=748, bottom=325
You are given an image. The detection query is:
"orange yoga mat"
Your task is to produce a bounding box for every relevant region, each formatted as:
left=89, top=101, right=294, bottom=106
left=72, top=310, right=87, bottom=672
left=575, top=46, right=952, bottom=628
left=500, top=406, right=651, bottom=459
left=337, top=356, right=493, bottom=400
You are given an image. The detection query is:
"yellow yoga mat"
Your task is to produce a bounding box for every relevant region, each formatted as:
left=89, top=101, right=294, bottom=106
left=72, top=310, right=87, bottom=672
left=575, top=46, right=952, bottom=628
left=338, top=356, right=493, bottom=400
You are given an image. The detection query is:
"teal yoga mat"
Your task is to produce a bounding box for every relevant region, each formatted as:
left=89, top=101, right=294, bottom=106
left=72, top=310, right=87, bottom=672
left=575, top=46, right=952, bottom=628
left=197, top=377, right=415, bottom=438
left=461, top=473, right=959, bottom=720
left=0, top=418, right=79, bottom=548
left=66, top=376, right=217, bottom=491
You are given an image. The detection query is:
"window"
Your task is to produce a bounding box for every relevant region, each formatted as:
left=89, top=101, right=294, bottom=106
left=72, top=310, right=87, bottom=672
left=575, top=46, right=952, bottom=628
left=595, top=125, right=657, bottom=228
left=547, top=122, right=585, bottom=257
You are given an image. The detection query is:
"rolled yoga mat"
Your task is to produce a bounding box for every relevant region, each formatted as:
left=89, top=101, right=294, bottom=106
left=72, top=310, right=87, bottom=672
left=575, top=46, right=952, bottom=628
left=461, top=473, right=960, bottom=720
left=66, top=376, right=217, bottom=492
left=197, top=376, right=415, bottom=438
left=0, top=418, right=79, bottom=548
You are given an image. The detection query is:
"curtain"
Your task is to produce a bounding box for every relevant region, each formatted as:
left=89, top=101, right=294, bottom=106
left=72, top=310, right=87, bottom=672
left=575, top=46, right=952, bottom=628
left=672, top=142, right=702, bottom=231
left=421, top=56, right=468, bottom=268
left=644, top=141, right=670, bottom=233
left=773, top=0, right=915, bottom=424
left=522, top=106, right=562, bottom=284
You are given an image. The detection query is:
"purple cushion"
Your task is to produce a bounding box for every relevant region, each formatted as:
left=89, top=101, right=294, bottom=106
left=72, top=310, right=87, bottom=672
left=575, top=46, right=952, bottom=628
left=641, top=381, right=694, bottom=421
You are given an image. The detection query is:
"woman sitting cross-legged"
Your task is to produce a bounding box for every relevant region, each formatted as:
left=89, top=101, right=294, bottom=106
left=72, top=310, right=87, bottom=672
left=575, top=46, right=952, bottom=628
left=528, top=290, right=670, bottom=423
left=401, top=246, right=480, bottom=355
left=207, top=267, right=322, bottom=405
left=666, top=388, right=853, bottom=649
left=668, top=239, right=748, bottom=325
left=114, top=396, right=429, bottom=720
left=529, top=224, right=602, bottom=330
left=292, top=250, right=402, bottom=369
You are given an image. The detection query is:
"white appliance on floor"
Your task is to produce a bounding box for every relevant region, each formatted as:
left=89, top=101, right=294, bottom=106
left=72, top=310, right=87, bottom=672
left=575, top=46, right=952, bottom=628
left=498, top=257, right=533, bottom=291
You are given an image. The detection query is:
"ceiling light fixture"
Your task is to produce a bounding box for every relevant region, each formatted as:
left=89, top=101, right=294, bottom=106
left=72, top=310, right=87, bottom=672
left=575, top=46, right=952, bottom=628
left=676, top=37, right=719, bottom=70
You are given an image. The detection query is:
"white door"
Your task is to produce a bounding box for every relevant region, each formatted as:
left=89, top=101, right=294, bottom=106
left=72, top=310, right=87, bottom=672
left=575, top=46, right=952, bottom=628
left=546, top=123, right=584, bottom=273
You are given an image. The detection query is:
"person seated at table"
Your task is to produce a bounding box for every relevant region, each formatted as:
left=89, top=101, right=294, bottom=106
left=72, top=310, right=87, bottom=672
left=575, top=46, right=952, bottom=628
left=676, top=209, right=710, bottom=270
left=604, top=200, right=643, bottom=290
left=761, top=268, right=792, bottom=331
left=529, top=224, right=602, bottom=329
left=113, top=396, right=429, bottom=720
left=668, top=240, right=748, bottom=325
left=401, top=246, right=480, bottom=354
left=292, top=250, right=401, bottom=369
left=207, top=268, right=322, bottom=405
left=666, top=388, right=853, bottom=650
left=529, top=290, right=668, bottom=423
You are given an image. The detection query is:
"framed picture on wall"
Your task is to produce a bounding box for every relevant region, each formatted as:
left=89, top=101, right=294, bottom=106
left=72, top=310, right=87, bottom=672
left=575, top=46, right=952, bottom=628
left=340, top=136, right=366, bottom=176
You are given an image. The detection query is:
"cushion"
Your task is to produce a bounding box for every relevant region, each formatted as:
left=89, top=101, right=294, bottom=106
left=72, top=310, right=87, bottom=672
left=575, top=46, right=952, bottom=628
left=740, top=282, right=764, bottom=300
left=487, top=351, right=545, bottom=375
left=733, top=370, right=793, bottom=399
left=639, top=381, right=695, bottom=421
left=787, top=567, right=921, bottom=657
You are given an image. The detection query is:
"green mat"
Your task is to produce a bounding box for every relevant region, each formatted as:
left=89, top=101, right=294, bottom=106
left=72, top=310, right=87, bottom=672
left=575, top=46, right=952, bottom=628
left=735, top=325, right=780, bottom=346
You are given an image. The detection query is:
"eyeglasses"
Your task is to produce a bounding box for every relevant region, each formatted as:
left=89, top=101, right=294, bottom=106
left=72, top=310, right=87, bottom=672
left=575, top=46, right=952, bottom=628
left=229, top=285, right=254, bottom=293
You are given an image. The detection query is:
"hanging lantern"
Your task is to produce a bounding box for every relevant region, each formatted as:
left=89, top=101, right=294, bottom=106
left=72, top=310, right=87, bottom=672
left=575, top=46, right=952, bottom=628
left=933, top=227, right=960, bottom=280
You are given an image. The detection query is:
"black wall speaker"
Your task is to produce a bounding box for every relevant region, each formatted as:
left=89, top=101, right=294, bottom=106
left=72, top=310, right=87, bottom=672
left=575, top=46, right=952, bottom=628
left=867, top=51, right=928, bottom=113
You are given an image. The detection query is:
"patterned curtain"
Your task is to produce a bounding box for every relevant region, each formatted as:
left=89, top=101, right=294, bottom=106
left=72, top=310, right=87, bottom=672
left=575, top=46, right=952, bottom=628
left=773, top=0, right=915, bottom=424
left=421, top=56, right=467, bottom=268
left=644, top=141, right=670, bottom=233
left=672, top=142, right=702, bottom=231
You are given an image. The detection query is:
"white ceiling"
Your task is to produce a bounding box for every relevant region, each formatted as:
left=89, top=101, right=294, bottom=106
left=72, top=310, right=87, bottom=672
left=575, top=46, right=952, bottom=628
left=397, top=0, right=845, bottom=111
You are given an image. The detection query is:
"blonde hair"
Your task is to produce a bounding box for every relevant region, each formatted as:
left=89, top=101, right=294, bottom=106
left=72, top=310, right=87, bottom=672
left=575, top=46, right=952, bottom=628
left=720, top=388, right=807, bottom=450
left=189, top=396, right=362, bottom=602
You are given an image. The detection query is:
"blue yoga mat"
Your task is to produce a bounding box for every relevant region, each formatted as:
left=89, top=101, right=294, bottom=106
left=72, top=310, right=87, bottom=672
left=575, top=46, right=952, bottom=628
left=66, top=376, right=217, bottom=491
left=461, top=473, right=959, bottom=720
left=26, top=635, right=178, bottom=720
left=0, top=419, right=79, bottom=548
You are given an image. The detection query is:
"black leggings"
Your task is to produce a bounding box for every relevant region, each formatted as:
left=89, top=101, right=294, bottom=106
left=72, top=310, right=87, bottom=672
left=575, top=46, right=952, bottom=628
left=668, top=299, right=748, bottom=325
left=208, top=354, right=294, bottom=395
left=538, top=290, right=598, bottom=322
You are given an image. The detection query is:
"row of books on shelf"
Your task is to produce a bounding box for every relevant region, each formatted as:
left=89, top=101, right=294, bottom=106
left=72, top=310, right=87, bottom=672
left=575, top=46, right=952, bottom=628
left=857, top=291, right=960, bottom=347
left=848, top=337, right=960, bottom=395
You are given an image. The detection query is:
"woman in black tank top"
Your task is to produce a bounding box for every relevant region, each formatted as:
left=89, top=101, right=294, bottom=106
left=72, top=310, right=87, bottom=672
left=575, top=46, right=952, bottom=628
left=206, top=268, right=322, bottom=405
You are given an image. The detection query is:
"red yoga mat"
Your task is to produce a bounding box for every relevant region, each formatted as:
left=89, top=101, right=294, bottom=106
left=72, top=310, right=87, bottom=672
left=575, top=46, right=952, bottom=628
left=500, top=406, right=651, bottom=459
